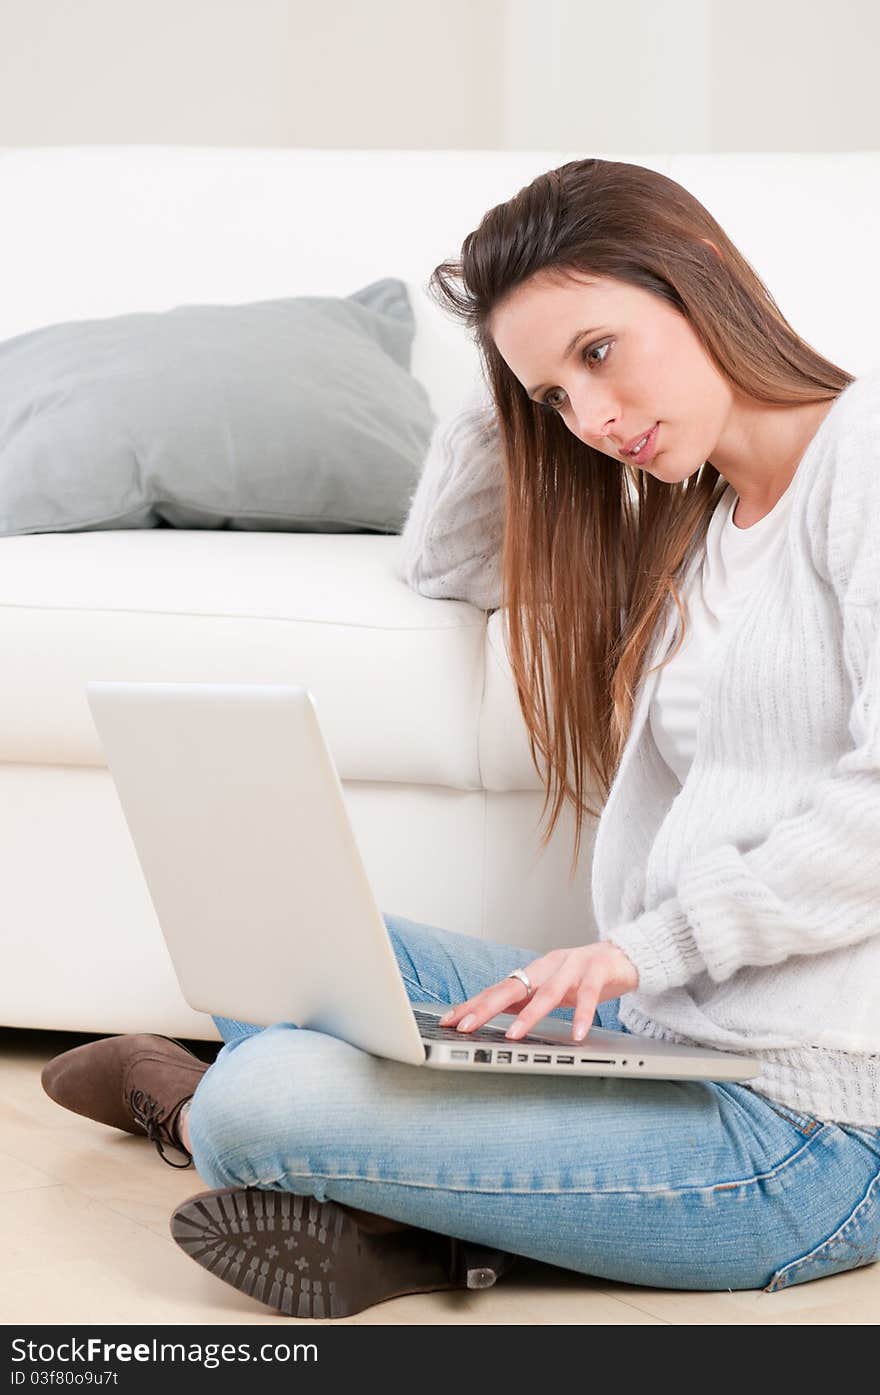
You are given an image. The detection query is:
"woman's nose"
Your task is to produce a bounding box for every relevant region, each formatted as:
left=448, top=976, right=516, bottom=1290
left=574, top=408, right=617, bottom=447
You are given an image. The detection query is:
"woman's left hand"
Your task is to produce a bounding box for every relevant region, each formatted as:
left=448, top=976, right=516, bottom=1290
left=438, top=940, right=640, bottom=1043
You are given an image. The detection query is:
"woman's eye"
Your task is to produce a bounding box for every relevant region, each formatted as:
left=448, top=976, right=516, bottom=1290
left=540, top=341, right=611, bottom=411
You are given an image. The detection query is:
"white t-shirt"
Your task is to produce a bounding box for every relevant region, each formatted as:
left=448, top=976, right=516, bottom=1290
left=649, top=479, right=797, bottom=786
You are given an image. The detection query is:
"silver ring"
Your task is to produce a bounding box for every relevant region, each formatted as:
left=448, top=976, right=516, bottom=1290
left=506, top=967, right=534, bottom=1001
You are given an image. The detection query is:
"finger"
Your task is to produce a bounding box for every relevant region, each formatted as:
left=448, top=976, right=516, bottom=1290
left=437, top=951, right=563, bottom=1031
left=442, top=950, right=586, bottom=1033
left=504, top=967, right=578, bottom=1039
left=438, top=995, right=503, bottom=1027
left=440, top=977, right=540, bottom=1032
left=571, top=983, right=599, bottom=1042
left=456, top=980, right=535, bottom=1031
left=437, top=1004, right=461, bottom=1025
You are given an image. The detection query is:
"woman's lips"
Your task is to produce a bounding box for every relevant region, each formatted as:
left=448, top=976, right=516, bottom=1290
left=623, top=421, right=659, bottom=466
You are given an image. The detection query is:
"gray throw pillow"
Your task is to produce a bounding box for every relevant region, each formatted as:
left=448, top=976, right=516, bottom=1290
left=0, top=277, right=436, bottom=536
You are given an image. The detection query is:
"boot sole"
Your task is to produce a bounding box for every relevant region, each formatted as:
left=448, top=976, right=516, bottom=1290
left=171, top=1187, right=483, bottom=1320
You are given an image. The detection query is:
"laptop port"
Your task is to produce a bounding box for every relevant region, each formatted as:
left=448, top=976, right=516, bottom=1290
left=533, top=1054, right=551, bottom=1063
left=555, top=1055, right=574, bottom=1064
left=579, top=1057, right=616, bottom=1064
left=516, top=1053, right=529, bottom=1062
left=450, top=1049, right=469, bottom=1060
left=496, top=1051, right=512, bottom=1063
left=473, top=1049, right=492, bottom=1063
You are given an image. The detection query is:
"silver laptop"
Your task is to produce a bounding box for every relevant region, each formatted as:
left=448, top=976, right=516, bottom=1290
left=85, top=680, right=759, bottom=1083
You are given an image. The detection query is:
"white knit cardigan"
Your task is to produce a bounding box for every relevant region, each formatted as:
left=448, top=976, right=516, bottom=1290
left=399, top=373, right=880, bottom=1126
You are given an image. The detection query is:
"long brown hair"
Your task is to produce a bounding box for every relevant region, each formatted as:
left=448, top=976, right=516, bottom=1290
left=428, top=157, right=854, bottom=880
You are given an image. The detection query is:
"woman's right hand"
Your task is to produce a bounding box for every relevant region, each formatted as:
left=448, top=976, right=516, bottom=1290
left=438, top=940, right=639, bottom=1044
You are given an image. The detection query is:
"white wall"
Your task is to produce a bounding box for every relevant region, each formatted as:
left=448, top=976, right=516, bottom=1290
left=501, top=0, right=880, bottom=153
left=710, top=0, right=880, bottom=151
left=501, top=0, right=715, bottom=152
left=0, top=0, right=506, bottom=148
left=0, top=0, right=877, bottom=151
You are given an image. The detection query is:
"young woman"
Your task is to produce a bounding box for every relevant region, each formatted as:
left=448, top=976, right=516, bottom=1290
left=42, top=158, right=880, bottom=1318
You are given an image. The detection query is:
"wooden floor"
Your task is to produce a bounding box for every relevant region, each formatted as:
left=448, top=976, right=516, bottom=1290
left=2, top=1027, right=877, bottom=1326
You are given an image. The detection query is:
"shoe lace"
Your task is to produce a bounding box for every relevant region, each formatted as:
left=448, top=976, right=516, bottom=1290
left=128, top=1088, right=193, bottom=1169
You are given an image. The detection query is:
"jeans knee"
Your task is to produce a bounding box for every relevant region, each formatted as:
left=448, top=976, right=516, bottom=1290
left=186, top=1025, right=366, bottom=1189
left=187, top=1028, right=297, bottom=1186
left=187, top=1060, right=248, bottom=1187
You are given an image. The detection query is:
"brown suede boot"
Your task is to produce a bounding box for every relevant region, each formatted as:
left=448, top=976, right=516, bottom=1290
left=41, top=1033, right=211, bottom=1169
left=171, top=1187, right=519, bottom=1318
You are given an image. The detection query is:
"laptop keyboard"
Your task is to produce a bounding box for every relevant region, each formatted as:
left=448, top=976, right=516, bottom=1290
left=412, top=1007, right=561, bottom=1047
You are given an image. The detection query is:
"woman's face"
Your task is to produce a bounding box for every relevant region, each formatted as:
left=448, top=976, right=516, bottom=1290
left=488, top=269, right=733, bottom=481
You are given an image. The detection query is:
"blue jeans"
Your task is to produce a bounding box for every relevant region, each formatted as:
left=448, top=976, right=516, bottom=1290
left=187, top=912, right=880, bottom=1293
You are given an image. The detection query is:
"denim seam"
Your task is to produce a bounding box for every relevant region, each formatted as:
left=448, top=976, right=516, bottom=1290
left=246, top=1132, right=827, bottom=1198
left=764, top=1165, right=880, bottom=1289
left=399, top=972, right=447, bottom=1005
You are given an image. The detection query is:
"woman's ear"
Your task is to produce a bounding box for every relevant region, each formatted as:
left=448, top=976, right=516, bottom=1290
left=701, top=237, right=723, bottom=261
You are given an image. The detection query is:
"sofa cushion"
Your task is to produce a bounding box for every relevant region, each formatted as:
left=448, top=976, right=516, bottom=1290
left=0, top=530, right=532, bottom=791
left=0, top=277, right=435, bottom=537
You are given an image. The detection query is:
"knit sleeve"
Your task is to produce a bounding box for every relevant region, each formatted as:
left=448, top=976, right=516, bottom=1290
left=395, top=388, right=505, bottom=612
left=603, top=378, right=880, bottom=995
left=604, top=594, right=880, bottom=996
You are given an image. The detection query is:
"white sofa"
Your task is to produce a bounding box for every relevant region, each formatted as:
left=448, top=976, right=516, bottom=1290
left=1, top=146, right=878, bottom=1041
